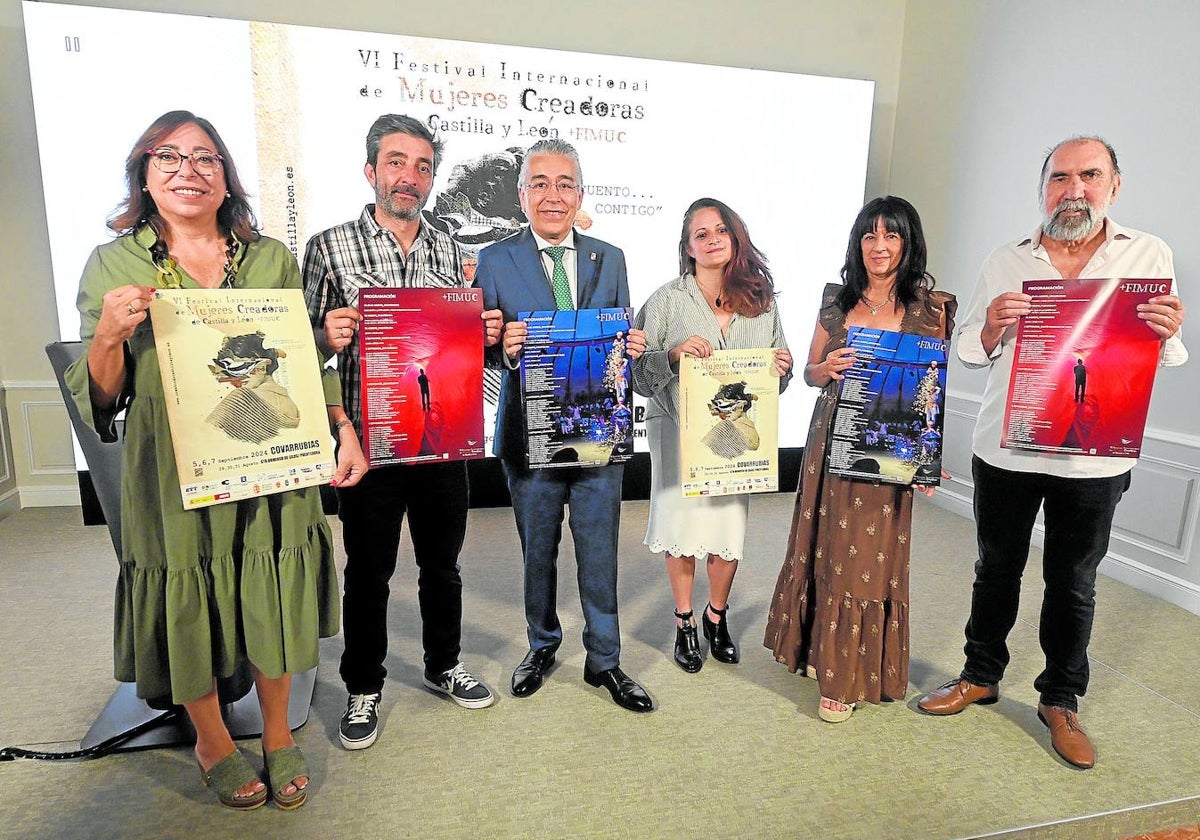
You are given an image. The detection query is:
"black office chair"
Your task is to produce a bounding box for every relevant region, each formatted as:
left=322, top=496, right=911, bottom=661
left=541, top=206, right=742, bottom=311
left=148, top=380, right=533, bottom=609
left=45, top=342, right=315, bottom=751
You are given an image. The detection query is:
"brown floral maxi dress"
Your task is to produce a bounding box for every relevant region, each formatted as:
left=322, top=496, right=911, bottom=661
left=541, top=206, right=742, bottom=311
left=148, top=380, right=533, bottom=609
left=764, top=283, right=956, bottom=706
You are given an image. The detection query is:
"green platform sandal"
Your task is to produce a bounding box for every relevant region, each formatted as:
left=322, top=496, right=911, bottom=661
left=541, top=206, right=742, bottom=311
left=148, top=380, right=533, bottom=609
left=264, top=745, right=309, bottom=810
left=197, top=749, right=268, bottom=811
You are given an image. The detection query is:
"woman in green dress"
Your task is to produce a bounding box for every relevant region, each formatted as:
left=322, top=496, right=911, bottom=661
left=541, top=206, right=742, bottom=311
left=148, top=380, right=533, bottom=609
left=66, top=110, right=367, bottom=810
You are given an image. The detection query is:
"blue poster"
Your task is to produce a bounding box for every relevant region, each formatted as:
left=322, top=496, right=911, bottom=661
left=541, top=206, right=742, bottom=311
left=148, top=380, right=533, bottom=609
left=828, top=327, right=948, bottom=486
left=519, top=307, right=634, bottom=469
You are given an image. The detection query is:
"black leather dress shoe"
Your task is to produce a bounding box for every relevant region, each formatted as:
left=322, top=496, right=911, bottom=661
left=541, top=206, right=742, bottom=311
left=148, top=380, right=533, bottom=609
left=583, top=665, right=653, bottom=712
left=702, top=603, right=739, bottom=664
left=511, top=647, right=556, bottom=698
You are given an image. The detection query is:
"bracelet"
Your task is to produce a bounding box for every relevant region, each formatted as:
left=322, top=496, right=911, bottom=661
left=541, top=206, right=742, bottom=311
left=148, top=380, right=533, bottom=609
left=332, top=419, right=354, bottom=434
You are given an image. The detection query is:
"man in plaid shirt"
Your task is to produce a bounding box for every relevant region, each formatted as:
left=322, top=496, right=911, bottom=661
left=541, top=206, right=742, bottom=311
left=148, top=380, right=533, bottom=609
left=303, top=114, right=503, bottom=750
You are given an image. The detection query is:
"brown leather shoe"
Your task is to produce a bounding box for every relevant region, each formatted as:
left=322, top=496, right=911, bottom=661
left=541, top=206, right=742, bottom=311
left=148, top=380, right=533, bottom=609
left=917, top=678, right=1000, bottom=715
left=1038, top=703, right=1095, bottom=769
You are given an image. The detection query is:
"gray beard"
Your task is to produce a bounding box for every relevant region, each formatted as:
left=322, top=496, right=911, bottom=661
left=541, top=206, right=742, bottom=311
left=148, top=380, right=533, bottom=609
left=1043, top=198, right=1105, bottom=243
left=378, top=189, right=425, bottom=221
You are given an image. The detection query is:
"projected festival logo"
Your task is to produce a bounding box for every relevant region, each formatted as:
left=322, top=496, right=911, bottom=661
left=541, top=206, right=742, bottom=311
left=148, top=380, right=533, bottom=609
left=23, top=2, right=875, bottom=461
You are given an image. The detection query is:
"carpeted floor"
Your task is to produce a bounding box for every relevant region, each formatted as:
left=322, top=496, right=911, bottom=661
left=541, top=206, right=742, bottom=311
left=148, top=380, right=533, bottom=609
left=0, top=495, right=1197, bottom=839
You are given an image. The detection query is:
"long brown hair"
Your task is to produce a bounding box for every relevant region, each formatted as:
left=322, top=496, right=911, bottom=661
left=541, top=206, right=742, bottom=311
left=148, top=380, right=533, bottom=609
left=678, top=198, right=775, bottom=317
left=107, top=110, right=259, bottom=242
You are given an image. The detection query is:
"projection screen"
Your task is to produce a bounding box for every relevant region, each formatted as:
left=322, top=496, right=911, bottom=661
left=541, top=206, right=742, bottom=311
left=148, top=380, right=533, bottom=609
left=23, top=2, right=875, bottom=454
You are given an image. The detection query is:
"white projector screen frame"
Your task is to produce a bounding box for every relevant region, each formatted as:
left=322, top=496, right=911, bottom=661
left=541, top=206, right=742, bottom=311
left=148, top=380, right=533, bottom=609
left=23, top=1, right=874, bottom=454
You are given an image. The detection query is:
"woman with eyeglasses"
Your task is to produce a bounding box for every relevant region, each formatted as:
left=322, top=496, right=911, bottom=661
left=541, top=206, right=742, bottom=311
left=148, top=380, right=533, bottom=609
left=64, top=110, right=367, bottom=810
left=631, top=198, right=792, bottom=673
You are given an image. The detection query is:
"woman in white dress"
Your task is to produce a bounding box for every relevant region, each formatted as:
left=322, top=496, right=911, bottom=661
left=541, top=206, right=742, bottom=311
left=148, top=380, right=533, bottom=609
left=632, top=198, right=792, bottom=672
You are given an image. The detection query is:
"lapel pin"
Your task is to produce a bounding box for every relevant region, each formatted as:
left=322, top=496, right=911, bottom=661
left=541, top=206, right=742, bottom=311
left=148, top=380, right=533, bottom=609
left=590, top=252, right=597, bottom=261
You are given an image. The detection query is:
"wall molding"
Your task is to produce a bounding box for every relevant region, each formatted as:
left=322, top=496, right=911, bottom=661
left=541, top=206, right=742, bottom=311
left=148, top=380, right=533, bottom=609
left=931, top=391, right=1200, bottom=616
left=20, top=400, right=74, bottom=476
left=946, top=386, right=1198, bottom=448
left=20, top=484, right=80, bottom=508
left=0, top=488, right=21, bottom=521
left=2, top=380, right=59, bottom=391
left=0, top=411, right=11, bottom=485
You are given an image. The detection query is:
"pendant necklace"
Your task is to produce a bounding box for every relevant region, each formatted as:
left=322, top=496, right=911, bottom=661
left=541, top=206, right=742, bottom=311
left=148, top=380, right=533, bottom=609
left=862, top=292, right=894, bottom=315
left=698, top=279, right=724, bottom=308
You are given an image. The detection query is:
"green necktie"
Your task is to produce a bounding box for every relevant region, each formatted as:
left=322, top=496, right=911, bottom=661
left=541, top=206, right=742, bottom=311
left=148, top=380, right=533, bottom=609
left=544, top=246, right=574, bottom=310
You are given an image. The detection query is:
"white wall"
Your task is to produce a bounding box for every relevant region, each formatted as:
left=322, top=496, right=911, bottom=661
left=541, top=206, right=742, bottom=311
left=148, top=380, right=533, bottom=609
left=892, top=0, right=1200, bottom=613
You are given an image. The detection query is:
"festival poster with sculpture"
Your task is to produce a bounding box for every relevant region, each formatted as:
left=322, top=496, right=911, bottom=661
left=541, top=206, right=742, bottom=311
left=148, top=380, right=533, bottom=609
left=1002, top=278, right=1166, bottom=457
left=519, top=307, right=634, bottom=469
left=678, top=349, right=779, bottom=497
left=358, top=287, right=485, bottom=466
left=827, top=327, right=947, bottom=486
left=148, top=289, right=334, bottom=509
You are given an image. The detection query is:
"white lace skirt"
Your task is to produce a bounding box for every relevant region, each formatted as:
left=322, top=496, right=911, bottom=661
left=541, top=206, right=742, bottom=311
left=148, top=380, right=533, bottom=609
left=644, top=414, right=749, bottom=562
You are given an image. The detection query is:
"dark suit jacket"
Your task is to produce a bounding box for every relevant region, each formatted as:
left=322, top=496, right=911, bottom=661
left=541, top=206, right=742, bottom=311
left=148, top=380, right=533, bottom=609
left=473, top=227, right=630, bottom=461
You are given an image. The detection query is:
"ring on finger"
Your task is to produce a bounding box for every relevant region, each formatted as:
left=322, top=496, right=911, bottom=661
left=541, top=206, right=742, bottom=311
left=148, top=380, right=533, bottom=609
left=126, top=302, right=137, bottom=315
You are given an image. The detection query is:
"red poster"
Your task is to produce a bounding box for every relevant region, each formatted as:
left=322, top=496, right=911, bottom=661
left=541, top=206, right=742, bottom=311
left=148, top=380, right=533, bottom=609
left=359, top=288, right=485, bottom=466
left=1002, top=278, right=1166, bottom=457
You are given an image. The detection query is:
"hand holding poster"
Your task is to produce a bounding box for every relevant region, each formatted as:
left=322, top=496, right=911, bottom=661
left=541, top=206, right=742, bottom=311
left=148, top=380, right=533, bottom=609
left=148, top=288, right=334, bottom=509
left=827, top=327, right=948, bottom=486
left=1002, top=278, right=1166, bottom=457
left=358, top=287, right=485, bottom=466
left=679, top=349, right=779, bottom=496
left=519, top=307, right=633, bottom=468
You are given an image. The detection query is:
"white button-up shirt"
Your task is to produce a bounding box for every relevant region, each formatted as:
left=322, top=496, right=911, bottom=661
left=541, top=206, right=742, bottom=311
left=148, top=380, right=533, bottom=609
left=958, top=218, right=1187, bottom=478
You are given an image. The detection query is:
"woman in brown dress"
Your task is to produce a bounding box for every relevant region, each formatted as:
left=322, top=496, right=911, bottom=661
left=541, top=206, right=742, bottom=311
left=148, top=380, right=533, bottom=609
left=763, top=196, right=955, bottom=722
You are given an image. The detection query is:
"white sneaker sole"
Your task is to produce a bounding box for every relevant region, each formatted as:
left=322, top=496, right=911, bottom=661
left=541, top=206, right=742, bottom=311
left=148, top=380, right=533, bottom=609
left=339, top=728, right=378, bottom=750
left=422, top=676, right=497, bottom=709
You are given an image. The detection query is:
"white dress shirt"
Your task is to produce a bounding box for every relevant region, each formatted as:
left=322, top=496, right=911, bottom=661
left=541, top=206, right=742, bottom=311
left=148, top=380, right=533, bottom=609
left=531, top=229, right=578, bottom=305
left=958, top=218, right=1187, bottom=478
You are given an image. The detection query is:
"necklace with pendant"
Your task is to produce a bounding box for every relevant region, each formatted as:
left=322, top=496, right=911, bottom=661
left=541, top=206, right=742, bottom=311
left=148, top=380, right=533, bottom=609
left=698, top=279, right=725, bottom=308
left=862, top=292, right=894, bottom=315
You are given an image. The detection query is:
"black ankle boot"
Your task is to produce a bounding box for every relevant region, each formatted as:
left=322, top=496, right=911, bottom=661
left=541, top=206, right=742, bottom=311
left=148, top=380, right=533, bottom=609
left=702, top=603, right=739, bottom=663
left=672, top=609, right=703, bottom=673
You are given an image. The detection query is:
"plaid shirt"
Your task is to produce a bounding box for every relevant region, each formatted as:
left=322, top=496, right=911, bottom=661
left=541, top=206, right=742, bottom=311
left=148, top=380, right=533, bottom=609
left=302, top=205, right=466, bottom=430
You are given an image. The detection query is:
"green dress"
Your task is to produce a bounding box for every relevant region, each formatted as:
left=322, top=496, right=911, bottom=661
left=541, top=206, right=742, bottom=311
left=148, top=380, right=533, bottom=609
left=65, top=226, right=340, bottom=706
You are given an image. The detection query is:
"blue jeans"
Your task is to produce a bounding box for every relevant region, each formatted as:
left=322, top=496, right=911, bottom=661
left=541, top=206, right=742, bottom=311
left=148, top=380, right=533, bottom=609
left=961, top=456, right=1130, bottom=711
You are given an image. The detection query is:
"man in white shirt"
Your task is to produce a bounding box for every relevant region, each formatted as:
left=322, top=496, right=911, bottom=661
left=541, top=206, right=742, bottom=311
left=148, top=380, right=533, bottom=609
left=917, top=136, right=1187, bottom=769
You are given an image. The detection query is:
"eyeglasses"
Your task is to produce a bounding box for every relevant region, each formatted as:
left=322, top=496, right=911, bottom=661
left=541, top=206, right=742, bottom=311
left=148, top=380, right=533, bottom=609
left=522, top=180, right=580, bottom=196
left=146, top=148, right=224, bottom=177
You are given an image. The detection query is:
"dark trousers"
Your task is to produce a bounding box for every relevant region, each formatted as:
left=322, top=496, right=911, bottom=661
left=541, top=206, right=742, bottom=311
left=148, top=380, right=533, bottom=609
left=337, top=460, right=468, bottom=694
left=961, top=455, right=1130, bottom=711
left=501, top=458, right=624, bottom=672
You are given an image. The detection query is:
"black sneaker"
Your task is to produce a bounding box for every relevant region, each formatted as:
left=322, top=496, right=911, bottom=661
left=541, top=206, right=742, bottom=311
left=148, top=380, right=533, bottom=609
left=423, top=662, right=496, bottom=709
left=339, top=691, right=381, bottom=750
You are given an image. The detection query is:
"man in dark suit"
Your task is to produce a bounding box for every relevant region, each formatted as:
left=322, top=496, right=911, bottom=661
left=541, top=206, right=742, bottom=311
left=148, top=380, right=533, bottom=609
left=473, top=138, right=653, bottom=712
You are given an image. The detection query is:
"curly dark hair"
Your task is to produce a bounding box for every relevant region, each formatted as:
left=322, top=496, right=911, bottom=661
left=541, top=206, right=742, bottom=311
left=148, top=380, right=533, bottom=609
left=108, top=110, right=258, bottom=242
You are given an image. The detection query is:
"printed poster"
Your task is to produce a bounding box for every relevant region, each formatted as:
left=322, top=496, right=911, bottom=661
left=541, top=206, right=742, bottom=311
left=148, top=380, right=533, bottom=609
left=519, top=307, right=633, bottom=469
left=828, top=327, right=948, bottom=486
left=1002, top=278, right=1166, bottom=457
left=148, top=288, right=334, bottom=509
left=358, top=287, right=485, bottom=466
left=679, top=349, right=779, bottom=497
